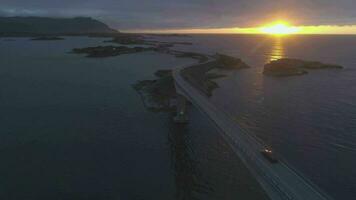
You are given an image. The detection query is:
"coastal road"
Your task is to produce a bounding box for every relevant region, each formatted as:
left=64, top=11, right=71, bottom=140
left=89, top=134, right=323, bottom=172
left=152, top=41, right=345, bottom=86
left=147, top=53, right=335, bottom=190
left=172, top=61, right=333, bottom=200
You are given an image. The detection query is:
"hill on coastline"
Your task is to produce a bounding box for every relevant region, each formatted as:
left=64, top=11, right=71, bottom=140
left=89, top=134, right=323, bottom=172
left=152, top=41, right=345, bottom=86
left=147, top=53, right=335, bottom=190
left=0, top=17, right=118, bottom=36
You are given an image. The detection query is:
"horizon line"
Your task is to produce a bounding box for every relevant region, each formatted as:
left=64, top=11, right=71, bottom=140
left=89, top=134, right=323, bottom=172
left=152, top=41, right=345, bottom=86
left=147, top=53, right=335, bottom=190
left=122, top=31, right=356, bottom=35
left=121, top=24, right=356, bottom=35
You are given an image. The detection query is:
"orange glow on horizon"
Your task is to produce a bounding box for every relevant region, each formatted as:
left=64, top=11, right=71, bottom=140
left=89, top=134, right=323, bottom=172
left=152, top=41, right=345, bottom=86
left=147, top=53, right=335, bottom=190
left=124, top=23, right=356, bottom=35
left=259, top=21, right=301, bottom=35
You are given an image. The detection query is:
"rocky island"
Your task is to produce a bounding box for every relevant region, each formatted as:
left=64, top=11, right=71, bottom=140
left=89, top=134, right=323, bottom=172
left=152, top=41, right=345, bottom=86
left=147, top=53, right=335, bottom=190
left=263, top=58, right=343, bottom=77
left=74, top=33, right=248, bottom=107
left=215, top=53, right=251, bottom=69
left=133, top=70, right=177, bottom=112
left=106, top=34, right=193, bottom=47
left=171, top=51, right=209, bottom=63
left=72, top=45, right=157, bottom=57
left=72, top=42, right=202, bottom=59
left=105, top=34, right=147, bottom=45
left=133, top=53, right=249, bottom=112
left=31, top=36, right=64, bottom=41
left=181, top=54, right=250, bottom=96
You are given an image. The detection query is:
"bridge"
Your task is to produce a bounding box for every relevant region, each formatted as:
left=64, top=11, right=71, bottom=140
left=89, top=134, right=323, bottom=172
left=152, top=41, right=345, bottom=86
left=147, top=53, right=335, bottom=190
left=172, top=60, right=333, bottom=200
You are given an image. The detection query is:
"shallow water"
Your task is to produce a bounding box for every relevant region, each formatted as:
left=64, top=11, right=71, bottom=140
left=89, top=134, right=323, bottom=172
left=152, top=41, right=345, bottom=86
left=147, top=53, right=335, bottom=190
left=154, top=34, right=356, bottom=199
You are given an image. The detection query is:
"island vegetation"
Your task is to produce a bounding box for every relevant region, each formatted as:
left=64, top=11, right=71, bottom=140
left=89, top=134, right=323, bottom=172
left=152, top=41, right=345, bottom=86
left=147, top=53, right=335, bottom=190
left=264, top=58, right=343, bottom=76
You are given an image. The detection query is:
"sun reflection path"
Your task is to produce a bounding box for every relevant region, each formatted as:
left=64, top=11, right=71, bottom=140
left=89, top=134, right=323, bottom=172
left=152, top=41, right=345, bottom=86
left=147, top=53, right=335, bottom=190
left=269, top=37, right=285, bottom=62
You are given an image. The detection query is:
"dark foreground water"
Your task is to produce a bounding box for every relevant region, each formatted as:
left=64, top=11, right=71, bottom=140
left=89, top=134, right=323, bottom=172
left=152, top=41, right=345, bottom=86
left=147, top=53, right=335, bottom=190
left=156, top=34, right=356, bottom=199
left=0, top=37, right=268, bottom=200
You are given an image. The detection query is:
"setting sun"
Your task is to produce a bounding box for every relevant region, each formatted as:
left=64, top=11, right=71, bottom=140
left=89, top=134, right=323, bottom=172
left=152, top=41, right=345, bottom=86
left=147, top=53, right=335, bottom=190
left=260, top=22, right=301, bottom=35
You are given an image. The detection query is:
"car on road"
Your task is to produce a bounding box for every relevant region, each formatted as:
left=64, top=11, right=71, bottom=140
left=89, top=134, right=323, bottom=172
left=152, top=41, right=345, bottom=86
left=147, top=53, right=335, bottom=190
left=261, top=148, right=279, bottom=163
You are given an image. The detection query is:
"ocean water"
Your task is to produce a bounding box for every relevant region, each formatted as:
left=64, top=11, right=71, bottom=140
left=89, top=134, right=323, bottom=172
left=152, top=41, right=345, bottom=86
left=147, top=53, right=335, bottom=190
left=153, top=34, right=356, bottom=199
left=0, top=37, right=269, bottom=200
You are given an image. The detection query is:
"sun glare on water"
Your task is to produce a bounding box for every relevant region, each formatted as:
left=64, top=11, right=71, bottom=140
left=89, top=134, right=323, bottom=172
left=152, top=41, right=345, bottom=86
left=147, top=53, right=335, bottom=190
left=260, top=22, right=301, bottom=35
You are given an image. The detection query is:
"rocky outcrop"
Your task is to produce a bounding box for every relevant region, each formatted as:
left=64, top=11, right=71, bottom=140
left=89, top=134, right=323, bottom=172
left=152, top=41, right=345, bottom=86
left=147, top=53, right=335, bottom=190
left=31, top=36, right=64, bottom=41
left=182, top=54, right=249, bottom=96
left=72, top=46, right=156, bottom=57
left=264, top=58, right=343, bottom=77
left=133, top=70, right=177, bottom=112
left=215, top=53, right=250, bottom=69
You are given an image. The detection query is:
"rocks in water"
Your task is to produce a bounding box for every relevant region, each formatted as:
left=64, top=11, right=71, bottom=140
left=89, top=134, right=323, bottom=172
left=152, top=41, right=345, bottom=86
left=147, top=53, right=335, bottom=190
left=173, top=51, right=210, bottom=63
left=72, top=45, right=156, bottom=57
left=264, top=60, right=308, bottom=76
left=145, top=33, right=192, bottom=37
left=181, top=54, right=248, bottom=97
left=31, top=36, right=64, bottom=41
left=107, top=34, right=192, bottom=48
left=106, top=34, right=147, bottom=45
left=134, top=53, right=248, bottom=110
left=181, top=61, right=224, bottom=97
left=72, top=33, right=199, bottom=62
left=264, top=58, right=343, bottom=77
left=215, top=53, right=250, bottom=69
left=133, top=70, right=177, bottom=112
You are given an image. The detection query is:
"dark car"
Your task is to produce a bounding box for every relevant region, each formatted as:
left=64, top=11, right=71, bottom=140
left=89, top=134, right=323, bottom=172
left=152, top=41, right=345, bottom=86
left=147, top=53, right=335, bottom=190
left=261, top=148, right=279, bottom=164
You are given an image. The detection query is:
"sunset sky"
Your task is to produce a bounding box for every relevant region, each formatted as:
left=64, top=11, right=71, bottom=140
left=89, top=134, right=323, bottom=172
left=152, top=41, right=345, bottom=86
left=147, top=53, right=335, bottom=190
left=1, top=0, right=356, bottom=34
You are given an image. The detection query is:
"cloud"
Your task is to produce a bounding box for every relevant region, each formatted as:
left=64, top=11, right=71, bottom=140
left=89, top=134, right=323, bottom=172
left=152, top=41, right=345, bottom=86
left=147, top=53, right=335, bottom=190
left=1, top=0, right=356, bottom=29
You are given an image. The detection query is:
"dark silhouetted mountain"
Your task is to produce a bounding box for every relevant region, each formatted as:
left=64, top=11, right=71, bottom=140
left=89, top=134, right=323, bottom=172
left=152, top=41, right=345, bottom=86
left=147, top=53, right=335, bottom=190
left=0, top=17, right=118, bottom=36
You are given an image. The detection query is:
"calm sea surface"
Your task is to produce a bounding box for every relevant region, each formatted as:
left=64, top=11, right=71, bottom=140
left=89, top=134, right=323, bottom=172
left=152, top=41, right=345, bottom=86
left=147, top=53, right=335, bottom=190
left=0, top=37, right=269, bottom=200
left=1, top=35, right=355, bottom=200
left=156, top=34, right=356, bottom=199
